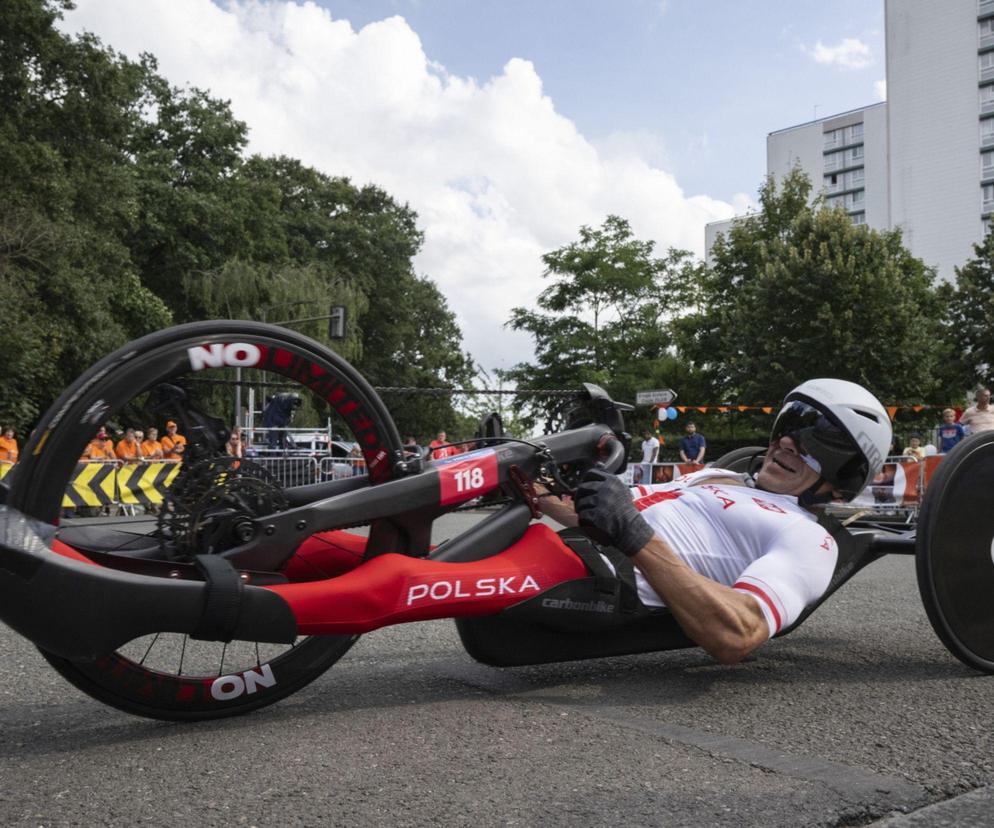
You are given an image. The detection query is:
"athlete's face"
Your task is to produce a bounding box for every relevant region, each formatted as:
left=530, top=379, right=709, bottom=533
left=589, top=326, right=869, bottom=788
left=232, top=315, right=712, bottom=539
left=756, top=435, right=823, bottom=496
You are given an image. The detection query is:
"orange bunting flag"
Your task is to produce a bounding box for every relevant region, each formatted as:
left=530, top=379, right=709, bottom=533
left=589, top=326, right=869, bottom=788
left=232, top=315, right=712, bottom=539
left=697, top=406, right=708, bottom=413
left=718, top=407, right=729, bottom=413
left=676, top=406, right=686, bottom=413
left=761, top=406, right=773, bottom=414
left=886, top=406, right=898, bottom=420
left=912, top=405, right=923, bottom=413
left=737, top=406, right=749, bottom=412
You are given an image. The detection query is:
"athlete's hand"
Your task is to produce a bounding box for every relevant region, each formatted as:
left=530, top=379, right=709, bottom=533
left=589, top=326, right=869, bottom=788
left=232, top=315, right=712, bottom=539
left=574, top=469, right=654, bottom=557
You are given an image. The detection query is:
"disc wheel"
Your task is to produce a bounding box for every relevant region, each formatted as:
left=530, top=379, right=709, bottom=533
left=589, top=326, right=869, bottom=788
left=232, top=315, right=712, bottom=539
left=7, top=320, right=405, bottom=719
left=916, top=430, right=994, bottom=673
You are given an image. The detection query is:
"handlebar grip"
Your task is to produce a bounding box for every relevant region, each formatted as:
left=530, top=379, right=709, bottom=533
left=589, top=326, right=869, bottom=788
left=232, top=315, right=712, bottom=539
left=593, top=435, right=626, bottom=475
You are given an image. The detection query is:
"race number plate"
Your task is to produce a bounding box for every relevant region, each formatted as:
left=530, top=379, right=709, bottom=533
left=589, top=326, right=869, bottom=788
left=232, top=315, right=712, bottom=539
left=436, top=448, right=499, bottom=506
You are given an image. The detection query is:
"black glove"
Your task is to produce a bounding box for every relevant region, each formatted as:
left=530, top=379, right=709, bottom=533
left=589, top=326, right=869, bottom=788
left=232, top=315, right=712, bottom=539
left=574, top=469, right=655, bottom=557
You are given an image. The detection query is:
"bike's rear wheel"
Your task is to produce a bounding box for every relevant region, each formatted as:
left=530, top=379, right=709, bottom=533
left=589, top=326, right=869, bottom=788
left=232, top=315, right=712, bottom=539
left=7, top=320, right=405, bottom=720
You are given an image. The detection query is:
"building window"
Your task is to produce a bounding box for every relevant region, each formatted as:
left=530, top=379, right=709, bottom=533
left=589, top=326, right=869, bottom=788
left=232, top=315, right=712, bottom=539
left=981, top=18, right=994, bottom=47
left=826, top=195, right=845, bottom=209
left=983, top=150, right=994, bottom=178
left=981, top=52, right=994, bottom=81
left=850, top=122, right=864, bottom=141
left=823, top=129, right=839, bottom=149
left=851, top=212, right=866, bottom=226
left=851, top=168, right=865, bottom=186
left=982, top=118, right=994, bottom=147
left=851, top=145, right=864, bottom=161
left=983, top=183, right=994, bottom=213
left=982, top=85, right=994, bottom=114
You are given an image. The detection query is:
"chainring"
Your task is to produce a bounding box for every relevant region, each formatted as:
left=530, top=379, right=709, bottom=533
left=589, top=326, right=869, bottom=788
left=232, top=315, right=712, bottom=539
left=157, top=456, right=288, bottom=561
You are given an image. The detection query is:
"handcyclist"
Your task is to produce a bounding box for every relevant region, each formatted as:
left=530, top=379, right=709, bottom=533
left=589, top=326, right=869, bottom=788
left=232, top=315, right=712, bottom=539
left=539, top=379, right=892, bottom=665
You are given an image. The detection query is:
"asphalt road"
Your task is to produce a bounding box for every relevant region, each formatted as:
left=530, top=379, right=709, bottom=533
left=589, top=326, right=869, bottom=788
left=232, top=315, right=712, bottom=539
left=0, top=512, right=992, bottom=827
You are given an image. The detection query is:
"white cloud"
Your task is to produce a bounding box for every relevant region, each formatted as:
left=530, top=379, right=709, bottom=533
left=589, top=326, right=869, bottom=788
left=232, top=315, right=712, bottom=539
left=59, top=0, right=738, bottom=369
left=806, top=38, right=874, bottom=71
left=874, top=78, right=887, bottom=101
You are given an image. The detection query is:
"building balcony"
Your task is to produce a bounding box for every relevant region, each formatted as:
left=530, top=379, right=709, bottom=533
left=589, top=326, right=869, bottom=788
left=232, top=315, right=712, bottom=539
left=982, top=32, right=994, bottom=49
left=982, top=131, right=994, bottom=148
left=981, top=0, right=994, bottom=19
left=981, top=64, right=994, bottom=82
left=983, top=96, right=994, bottom=114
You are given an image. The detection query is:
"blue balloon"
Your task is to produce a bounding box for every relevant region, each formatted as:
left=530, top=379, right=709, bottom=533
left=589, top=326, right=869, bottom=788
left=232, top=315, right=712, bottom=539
left=667, top=407, right=678, bottom=421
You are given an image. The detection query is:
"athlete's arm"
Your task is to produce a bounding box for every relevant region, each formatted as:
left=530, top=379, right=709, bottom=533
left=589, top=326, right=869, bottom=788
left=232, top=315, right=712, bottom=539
left=630, top=539, right=768, bottom=664
left=574, top=470, right=769, bottom=664
left=534, top=483, right=579, bottom=527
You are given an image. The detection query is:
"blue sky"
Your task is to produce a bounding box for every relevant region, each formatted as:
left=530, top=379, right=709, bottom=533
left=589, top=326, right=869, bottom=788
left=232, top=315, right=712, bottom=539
left=63, top=0, right=886, bottom=368
left=315, top=0, right=886, bottom=203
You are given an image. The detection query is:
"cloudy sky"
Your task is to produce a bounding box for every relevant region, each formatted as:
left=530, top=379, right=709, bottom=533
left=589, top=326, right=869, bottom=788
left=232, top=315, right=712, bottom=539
left=59, top=0, right=884, bottom=371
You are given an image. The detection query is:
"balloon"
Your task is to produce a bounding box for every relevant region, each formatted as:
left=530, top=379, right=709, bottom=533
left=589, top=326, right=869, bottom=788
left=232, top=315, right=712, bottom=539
left=667, top=407, right=678, bottom=420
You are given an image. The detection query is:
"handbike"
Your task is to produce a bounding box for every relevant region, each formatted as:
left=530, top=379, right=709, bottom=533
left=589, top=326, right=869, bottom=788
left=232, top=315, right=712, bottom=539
left=0, top=321, right=991, bottom=722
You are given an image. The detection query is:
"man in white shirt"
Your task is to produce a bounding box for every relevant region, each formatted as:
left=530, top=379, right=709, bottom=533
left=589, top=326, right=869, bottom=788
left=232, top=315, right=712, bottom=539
left=541, top=379, right=892, bottom=666
left=960, top=388, right=994, bottom=434
left=639, top=429, right=659, bottom=464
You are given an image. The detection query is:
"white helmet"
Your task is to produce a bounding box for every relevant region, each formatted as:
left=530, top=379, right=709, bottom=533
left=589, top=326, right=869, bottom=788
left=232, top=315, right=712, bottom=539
left=771, top=379, right=892, bottom=501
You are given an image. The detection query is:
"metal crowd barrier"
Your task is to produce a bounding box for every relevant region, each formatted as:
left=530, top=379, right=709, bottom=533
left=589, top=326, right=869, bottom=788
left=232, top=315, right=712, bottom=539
left=318, top=456, right=368, bottom=479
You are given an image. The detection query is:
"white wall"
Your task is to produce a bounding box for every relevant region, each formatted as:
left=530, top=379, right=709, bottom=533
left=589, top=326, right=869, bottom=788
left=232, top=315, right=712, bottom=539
left=887, top=0, right=980, bottom=280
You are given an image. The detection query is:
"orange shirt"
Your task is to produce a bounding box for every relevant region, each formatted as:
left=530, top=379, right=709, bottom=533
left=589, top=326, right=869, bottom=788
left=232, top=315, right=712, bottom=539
left=0, top=436, right=18, bottom=463
left=115, top=439, right=142, bottom=462
left=81, top=439, right=116, bottom=462
left=141, top=439, right=163, bottom=460
left=161, top=433, right=187, bottom=460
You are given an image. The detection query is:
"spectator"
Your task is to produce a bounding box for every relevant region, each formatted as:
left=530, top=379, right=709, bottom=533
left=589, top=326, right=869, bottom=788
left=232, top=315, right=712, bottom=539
left=960, top=388, right=994, bottom=434
left=0, top=426, right=18, bottom=463
left=226, top=426, right=244, bottom=458
left=115, top=428, right=143, bottom=463
left=937, top=408, right=966, bottom=454
left=161, top=420, right=187, bottom=461
left=349, top=443, right=366, bottom=476
left=403, top=435, right=423, bottom=460
left=640, top=429, right=659, bottom=464
left=81, top=429, right=117, bottom=462
left=141, top=427, right=164, bottom=460
left=679, top=421, right=707, bottom=464
left=903, top=433, right=926, bottom=461
left=429, top=430, right=459, bottom=460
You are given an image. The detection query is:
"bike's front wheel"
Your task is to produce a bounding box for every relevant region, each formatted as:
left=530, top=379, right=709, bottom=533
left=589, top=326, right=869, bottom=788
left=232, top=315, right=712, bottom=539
left=8, top=320, right=405, bottom=720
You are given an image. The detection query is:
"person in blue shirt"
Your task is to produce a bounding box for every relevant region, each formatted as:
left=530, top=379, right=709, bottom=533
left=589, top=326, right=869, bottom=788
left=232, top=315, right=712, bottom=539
left=679, top=420, right=707, bottom=463
left=937, top=408, right=966, bottom=454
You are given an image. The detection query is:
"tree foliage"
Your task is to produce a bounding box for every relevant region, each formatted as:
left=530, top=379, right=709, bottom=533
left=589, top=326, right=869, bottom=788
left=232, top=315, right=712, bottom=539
left=945, top=232, right=994, bottom=394
left=505, top=215, right=696, bottom=430
left=0, top=0, right=472, bottom=438
left=669, top=169, right=949, bottom=405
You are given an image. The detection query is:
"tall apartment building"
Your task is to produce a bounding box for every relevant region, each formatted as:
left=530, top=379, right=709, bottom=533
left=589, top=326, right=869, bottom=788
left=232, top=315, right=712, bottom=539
left=766, top=102, right=887, bottom=230
left=706, top=0, right=993, bottom=281
left=887, top=0, right=983, bottom=278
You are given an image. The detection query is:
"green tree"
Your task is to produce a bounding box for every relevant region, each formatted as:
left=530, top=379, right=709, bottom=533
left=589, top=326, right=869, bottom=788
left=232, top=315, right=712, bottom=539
left=0, top=1, right=172, bottom=425
left=505, top=215, right=696, bottom=430
left=670, top=169, right=946, bottom=405
left=945, top=232, right=994, bottom=394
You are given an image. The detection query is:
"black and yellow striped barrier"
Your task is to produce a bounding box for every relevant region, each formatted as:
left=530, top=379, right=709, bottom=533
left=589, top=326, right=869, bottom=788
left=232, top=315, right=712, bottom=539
left=0, top=461, right=182, bottom=509
left=117, top=462, right=182, bottom=507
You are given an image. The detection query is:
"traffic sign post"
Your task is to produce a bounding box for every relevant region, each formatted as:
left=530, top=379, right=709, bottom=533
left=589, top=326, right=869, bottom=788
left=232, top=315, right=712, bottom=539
left=635, top=389, right=677, bottom=406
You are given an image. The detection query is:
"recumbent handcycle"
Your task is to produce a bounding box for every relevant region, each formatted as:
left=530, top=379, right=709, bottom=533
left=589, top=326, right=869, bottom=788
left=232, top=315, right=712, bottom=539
left=0, top=321, right=988, bottom=720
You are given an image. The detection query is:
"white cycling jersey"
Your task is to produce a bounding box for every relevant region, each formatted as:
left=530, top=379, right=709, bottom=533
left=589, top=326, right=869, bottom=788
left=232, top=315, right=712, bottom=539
left=627, top=468, right=838, bottom=638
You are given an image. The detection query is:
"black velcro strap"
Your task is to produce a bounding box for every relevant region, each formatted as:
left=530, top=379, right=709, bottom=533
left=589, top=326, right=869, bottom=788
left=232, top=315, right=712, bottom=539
left=559, top=527, right=645, bottom=613
left=191, top=555, right=244, bottom=642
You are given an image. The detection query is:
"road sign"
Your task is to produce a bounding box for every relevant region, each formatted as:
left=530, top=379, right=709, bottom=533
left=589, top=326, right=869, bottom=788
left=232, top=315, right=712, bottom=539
left=635, top=388, right=677, bottom=406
